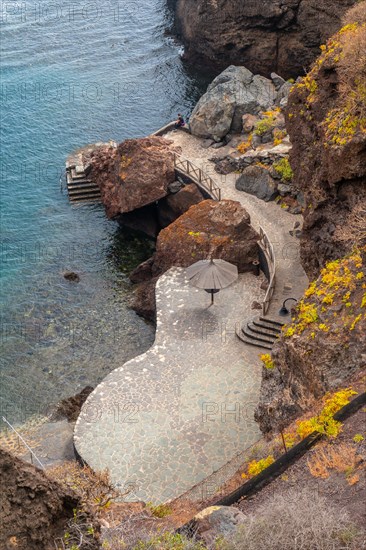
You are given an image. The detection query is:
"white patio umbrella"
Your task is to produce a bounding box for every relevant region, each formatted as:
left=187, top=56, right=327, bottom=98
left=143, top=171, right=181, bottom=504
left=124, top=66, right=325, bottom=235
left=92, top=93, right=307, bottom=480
left=186, top=258, right=238, bottom=305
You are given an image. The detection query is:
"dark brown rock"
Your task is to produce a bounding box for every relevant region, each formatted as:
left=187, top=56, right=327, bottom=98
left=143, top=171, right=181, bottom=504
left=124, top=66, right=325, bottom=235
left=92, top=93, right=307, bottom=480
left=50, top=386, right=94, bottom=423
left=116, top=204, right=159, bottom=238
left=157, top=183, right=204, bottom=228
left=129, top=256, right=155, bottom=284
left=0, top=448, right=91, bottom=550
left=89, top=137, right=178, bottom=219
left=152, top=199, right=260, bottom=276
left=286, top=18, right=366, bottom=279
left=63, top=271, right=80, bottom=282
left=130, top=278, right=157, bottom=322
left=175, top=0, right=357, bottom=79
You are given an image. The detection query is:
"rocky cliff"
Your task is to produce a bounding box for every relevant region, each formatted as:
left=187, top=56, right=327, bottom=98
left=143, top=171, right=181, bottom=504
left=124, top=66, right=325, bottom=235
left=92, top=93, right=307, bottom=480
left=175, top=0, right=357, bottom=79
left=287, top=6, right=366, bottom=279
left=255, top=4, right=366, bottom=434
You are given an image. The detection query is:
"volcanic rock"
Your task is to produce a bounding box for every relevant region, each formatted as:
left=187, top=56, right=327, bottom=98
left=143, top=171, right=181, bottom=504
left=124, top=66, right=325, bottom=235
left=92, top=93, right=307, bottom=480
left=89, top=136, right=177, bottom=219
left=236, top=165, right=278, bottom=201
left=189, top=66, right=276, bottom=139
left=157, top=183, right=204, bottom=228
left=175, top=0, right=357, bottom=78
left=152, top=199, right=260, bottom=275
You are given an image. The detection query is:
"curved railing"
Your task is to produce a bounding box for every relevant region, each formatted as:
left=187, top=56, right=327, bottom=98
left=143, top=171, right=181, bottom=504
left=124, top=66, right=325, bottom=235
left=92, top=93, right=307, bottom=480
left=258, top=227, right=276, bottom=315
left=151, top=121, right=191, bottom=137
left=173, top=154, right=221, bottom=201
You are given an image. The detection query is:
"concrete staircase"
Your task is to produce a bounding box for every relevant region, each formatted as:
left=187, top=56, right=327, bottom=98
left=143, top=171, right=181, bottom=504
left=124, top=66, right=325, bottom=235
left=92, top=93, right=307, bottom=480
left=66, top=164, right=101, bottom=203
left=236, top=316, right=285, bottom=350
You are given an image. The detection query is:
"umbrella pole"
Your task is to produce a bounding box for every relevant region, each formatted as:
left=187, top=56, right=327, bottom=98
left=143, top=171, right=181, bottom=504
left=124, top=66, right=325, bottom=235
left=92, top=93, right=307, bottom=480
left=211, top=290, right=214, bottom=306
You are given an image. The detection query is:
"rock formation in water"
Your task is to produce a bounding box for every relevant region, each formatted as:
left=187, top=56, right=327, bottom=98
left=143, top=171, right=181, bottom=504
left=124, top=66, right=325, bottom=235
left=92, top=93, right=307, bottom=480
left=86, top=137, right=204, bottom=237
left=174, top=0, right=358, bottom=79
left=255, top=5, right=366, bottom=434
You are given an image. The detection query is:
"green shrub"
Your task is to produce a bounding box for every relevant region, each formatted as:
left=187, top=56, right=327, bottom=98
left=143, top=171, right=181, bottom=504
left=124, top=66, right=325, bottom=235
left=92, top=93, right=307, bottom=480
left=273, top=158, right=293, bottom=182
left=254, top=117, right=275, bottom=136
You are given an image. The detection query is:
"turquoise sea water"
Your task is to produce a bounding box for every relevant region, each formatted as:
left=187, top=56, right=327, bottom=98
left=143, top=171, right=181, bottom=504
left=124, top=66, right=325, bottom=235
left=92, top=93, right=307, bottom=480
left=0, top=0, right=214, bottom=425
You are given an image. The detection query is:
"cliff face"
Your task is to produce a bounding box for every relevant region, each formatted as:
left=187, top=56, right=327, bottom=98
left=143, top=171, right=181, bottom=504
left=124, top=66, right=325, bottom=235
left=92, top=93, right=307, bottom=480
left=255, top=6, right=366, bottom=434
left=256, top=249, right=366, bottom=434
left=175, top=0, right=357, bottom=78
left=286, top=12, right=366, bottom=279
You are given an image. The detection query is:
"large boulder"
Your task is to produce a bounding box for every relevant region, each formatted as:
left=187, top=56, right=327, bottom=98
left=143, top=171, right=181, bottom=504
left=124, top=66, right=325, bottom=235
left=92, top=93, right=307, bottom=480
left=157, top=183, right=204, bottom=228
left=129, top=199, right=260, bottom=319
left=88, top=137, right=178, bottom=219
left=152, top=199, right=260, bottom=275
left=236, top=165, right=278, bottom=201
left=189, top=66, right=276, bottom=139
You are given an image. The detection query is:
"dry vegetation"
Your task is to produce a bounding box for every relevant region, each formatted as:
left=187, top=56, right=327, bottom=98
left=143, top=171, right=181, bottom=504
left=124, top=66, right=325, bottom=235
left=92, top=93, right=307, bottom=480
left=224, top=488, right=362, bottom=550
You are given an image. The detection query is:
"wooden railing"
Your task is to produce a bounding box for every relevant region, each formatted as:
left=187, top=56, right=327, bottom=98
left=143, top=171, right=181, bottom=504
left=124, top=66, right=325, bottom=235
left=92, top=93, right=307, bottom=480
left=259, top=227, right=276, bottom=315
left=174, top=154, right=221, bottom=201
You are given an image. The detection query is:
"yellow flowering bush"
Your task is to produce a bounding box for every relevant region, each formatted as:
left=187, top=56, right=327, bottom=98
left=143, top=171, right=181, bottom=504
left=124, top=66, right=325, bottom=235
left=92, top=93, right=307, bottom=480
left=242, top=455, right=275, bottom=479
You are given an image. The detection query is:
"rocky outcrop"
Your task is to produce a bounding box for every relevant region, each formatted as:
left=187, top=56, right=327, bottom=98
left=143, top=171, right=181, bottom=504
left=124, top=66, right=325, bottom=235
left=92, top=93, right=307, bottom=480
left=255, top=8, right=366, bottom=435
left=152, top=199, right=260, bottom=275
left=157, top=183, right=204, bottom=227
left=286, top=12, right=366, bottom=279
left=88, top=136, right=177, bottom=219
left=255, top=249, right=366, bottom=434
left=175, top=0, right=358, bottom=79
left=130, top=199, right=260, bottom=318
left=0, top=448, right=87, bottom=550
left=51, top=386, right=94, bottom=423
left=189, top=66, right=276, bottom=139
left=86, top=138, right=210, bottom=237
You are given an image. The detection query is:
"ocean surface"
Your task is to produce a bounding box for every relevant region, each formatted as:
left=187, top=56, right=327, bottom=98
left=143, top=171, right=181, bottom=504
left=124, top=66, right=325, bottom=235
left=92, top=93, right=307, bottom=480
left=0, top=0, right=214, bottom=426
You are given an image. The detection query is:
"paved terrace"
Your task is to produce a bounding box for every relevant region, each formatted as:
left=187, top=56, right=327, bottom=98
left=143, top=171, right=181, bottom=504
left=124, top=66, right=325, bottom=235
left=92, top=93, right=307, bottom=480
left=74, top=130, right=308, bottom=503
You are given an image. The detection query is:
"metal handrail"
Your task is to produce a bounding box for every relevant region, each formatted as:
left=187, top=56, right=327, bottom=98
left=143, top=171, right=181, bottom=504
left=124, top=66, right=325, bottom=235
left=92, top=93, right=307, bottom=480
left=259, top=227, right=276, bottom=315
left=173, top=154, right=221, bottom=201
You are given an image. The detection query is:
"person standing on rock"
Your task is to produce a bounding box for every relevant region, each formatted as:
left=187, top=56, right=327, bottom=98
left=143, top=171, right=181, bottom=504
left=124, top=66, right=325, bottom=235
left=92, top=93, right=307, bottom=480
left=175, top=113, right=185, bottom=128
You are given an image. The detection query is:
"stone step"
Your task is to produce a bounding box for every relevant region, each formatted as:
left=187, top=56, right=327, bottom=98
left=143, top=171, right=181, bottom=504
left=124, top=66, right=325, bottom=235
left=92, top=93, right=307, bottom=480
left=247, top=322, right=281, bottom=340
left=235, top=328, right=273, bottom=350
left=69, top=191, right=102, bottom=202
left=67, top=183, right=100, bottom=193
left=242, top=326, right=277, bottom=346
left=252, top=320, right=282, bottom=336
left=258, top=316, right=285, bottom=329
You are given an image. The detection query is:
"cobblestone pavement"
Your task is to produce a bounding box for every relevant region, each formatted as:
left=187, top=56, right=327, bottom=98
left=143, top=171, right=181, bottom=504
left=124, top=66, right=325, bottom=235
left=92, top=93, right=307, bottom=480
left=74, top=130, right=308, bottom=504
left=75, top=269, right=265, bottom=503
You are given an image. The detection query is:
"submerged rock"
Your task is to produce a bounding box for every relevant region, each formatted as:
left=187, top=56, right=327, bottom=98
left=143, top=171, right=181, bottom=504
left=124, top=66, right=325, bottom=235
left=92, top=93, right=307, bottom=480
left=63, top=271, right=80, bottom=282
